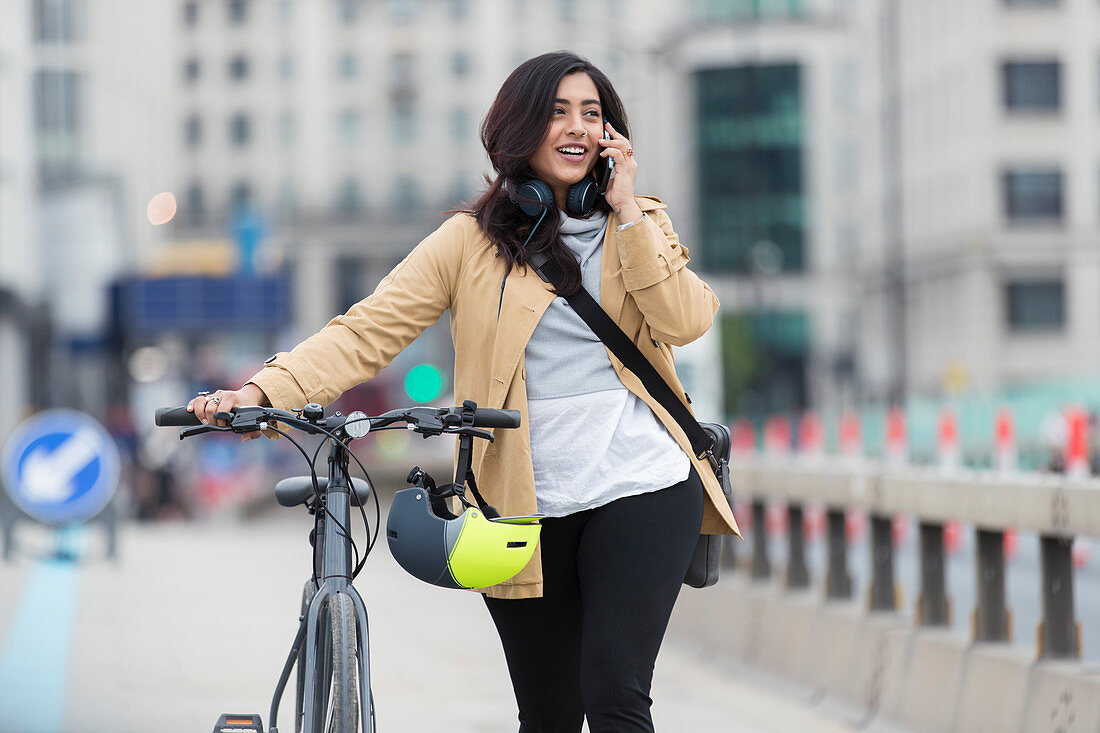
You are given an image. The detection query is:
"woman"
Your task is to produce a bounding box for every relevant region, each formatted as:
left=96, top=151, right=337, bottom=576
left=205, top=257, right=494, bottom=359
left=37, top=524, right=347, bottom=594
left=189, top=51, right=738, bottom=733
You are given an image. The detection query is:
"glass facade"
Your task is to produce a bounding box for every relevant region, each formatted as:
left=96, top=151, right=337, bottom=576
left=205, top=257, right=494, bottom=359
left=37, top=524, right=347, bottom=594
left=720, top=310, right=809, bottom=418
left=696, top=64, right=804, bottom=273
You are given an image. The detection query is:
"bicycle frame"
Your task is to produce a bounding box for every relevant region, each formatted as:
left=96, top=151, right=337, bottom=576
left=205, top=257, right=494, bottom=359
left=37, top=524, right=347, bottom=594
left=268, top=437, right=373, bottom=733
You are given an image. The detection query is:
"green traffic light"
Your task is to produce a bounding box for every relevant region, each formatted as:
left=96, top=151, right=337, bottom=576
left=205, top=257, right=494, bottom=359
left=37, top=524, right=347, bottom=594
left=405, top=363, right=446, bottom=403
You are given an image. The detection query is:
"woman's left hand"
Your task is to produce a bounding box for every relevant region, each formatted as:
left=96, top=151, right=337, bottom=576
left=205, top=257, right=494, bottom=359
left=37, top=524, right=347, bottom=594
left=598, top=122, right=642, bottom=222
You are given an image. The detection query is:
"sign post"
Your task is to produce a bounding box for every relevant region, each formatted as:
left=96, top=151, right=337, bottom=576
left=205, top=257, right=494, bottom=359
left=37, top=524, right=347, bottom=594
left=1, top=410, right=120, bottom=560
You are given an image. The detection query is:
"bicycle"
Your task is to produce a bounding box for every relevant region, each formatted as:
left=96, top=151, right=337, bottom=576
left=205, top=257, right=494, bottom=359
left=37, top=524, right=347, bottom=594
left=155, top=400, right=521, bottom=733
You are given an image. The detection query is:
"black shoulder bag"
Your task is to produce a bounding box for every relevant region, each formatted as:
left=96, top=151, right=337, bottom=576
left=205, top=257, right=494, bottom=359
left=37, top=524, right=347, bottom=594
left=526, top=250, right=734, bottom=588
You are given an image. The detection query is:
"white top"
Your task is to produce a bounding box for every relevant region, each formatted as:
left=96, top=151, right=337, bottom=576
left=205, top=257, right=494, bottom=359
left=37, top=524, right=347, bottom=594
left=528, top=388, right=690, bottom=517
left=523, top=209, right=691, bottom=517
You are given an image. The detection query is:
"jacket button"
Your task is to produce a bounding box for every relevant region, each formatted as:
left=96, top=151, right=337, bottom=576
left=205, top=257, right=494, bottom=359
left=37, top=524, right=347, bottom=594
left=521, top=368, right=526, bottom=380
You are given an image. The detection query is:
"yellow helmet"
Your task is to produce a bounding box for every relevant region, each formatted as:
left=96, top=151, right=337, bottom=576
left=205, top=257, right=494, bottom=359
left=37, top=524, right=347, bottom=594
left=386, top=477, right=541, bottom=590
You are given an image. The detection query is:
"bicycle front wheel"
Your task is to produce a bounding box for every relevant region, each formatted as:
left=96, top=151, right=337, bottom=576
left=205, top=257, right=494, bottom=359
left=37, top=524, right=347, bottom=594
left=312, top=592, right=360, bottom=733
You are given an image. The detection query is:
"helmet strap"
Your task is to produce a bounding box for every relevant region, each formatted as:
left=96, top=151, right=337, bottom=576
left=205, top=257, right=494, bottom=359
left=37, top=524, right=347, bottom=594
left=452, top=432, right=501, bottom=519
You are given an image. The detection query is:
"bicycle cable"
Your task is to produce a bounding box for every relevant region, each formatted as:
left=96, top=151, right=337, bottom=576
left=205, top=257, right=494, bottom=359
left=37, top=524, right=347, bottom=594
left=265, top=422, right=362, bottom=586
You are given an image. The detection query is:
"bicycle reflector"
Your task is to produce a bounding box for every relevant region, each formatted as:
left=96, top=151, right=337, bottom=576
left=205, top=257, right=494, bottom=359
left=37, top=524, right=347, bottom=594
left=386, top=488, right=541, bottom=589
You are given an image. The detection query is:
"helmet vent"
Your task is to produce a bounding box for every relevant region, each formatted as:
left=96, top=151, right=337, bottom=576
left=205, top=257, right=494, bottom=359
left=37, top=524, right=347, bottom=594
left=506, top=541, right=527, bottom=548
left=387, top=530, right=398, bottom=539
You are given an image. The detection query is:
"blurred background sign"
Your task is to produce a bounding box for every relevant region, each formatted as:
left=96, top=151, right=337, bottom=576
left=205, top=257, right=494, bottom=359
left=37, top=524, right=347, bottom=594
left=1, top=409, right=119, bottom=525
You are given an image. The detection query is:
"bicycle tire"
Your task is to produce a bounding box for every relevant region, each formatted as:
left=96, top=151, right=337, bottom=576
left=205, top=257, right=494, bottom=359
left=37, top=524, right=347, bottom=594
left=324, top=592, right=360, bottom=733
left=295, top=579, right=317, bottom=733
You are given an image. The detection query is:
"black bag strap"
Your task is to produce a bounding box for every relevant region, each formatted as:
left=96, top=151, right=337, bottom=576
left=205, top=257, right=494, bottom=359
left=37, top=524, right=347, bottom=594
left=526, top=251, right=715, bottom=460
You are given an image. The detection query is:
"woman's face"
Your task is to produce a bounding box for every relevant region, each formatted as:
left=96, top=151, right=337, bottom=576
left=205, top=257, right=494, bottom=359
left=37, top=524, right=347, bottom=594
left=528, top=71, right=605, bottom=207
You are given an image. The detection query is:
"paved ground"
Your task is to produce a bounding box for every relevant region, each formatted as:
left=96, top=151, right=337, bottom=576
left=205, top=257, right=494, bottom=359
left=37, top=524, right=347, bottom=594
left=0, top=508, right=863, bottom=733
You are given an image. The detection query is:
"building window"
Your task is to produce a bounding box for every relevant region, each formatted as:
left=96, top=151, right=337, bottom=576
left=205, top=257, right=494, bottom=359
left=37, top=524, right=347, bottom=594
left=34, top=68, right=82, bottom=180
left=694, top=0, right=806, bottom=21
left=227, top=0, right=248, bottom=24
left=334, top=255, right=365, bottom=312
left=185, top=183, right=205, bottom=224
left=276, top=180, right=297, bottom=218
left=184, top=114, right=202, bottom=146
left=451, top=51, right=471, bottom=78
left=184, top=57, right=200, bottom=83
left=182, top=0, right=199, bottom=27
left=229, top=113, right=252, bottom=147
left=230, top=181, right=252, bottom=211
left=392, top=53, right=415, bottom=91
left=392, top=103, right=417, bottom=144
left=279, top=112, right=296, bottom=145
left=34, top=0, right=82, bottom=42
left=449, top=0, right=470, bottom=20
left=388, top=0, right=417, bottom=23
left=1003, top=168, right=1063, bottom=223
left=1003, top=60, right=1060, bottom=111
left=394, top=176, right=421, bottom=211
left=1005, top=279, right=1064, bottom=331
left=228, top=55, right=250, bottom=82
left=449, top=175, right=473, bottom=207
left=335, top=179, right=364, bottom=221
left=695, top=64, right=804, bottom=273
left=336, top=53, right=359, bottom=80
left=337, top=109, right=362, bottom=146
left=449, top=109, right=470, bottom=142
left=336, top=0, right=361, bottom=22
left=278, top=54, right=295, bottom=80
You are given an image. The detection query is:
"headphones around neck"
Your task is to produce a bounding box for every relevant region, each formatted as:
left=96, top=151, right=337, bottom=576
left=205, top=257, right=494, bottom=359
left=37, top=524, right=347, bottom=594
left=507, top=177, right=599, bottom=219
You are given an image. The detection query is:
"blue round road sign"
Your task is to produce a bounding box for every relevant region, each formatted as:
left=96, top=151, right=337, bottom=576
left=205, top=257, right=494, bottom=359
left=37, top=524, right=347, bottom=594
left=1, top=410, right=120, bottom=525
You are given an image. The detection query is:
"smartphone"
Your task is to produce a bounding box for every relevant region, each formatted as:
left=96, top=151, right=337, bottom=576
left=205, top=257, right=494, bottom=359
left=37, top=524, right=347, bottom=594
left=594, top=121, right=614, bottom=194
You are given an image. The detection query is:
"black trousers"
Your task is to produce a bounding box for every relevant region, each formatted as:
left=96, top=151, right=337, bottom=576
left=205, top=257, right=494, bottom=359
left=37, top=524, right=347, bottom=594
left=483, top=471, right=704, bottom=733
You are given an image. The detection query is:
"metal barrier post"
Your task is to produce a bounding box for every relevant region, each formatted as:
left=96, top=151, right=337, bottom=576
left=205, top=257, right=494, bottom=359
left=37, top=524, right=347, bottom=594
left=721, top=534, right=738, bottom=570
left=751, top=499, right=771, bottom=580
left=918, top=522, right=949, bottom=625
left=825, top=508, right=852, bottom=599
left=787, top=504, right=809, bottom=589
left=869, top=514, right=897, bottom=611
left=974, top=529, right=1009, bottom=642
left=1039, top=535, right=1078, bottom=658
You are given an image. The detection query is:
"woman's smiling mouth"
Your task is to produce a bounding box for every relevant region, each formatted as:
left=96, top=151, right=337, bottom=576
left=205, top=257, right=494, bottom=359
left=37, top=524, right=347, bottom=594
left=556, top=145, right=588, bottom=162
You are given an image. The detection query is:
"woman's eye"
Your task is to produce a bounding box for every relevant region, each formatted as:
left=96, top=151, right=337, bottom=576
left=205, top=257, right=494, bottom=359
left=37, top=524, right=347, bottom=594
left=585, top=110, right=600, bottom=118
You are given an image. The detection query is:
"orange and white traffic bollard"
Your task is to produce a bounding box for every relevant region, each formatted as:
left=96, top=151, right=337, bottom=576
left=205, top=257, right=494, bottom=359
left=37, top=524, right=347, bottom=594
left=993, top=408, right=1019, bottom=560
left=885, top=407, right=910, bottom=547
left=938, top=407, right=963, bottom=555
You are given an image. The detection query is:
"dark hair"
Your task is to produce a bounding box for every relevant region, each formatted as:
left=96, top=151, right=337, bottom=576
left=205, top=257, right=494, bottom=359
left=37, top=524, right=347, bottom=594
left=466, top=51, right=630, bottom=296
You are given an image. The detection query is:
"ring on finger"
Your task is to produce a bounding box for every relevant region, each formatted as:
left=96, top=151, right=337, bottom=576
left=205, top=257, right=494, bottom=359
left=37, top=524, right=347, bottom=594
left=209, top=396, right=221, bottom=405
left=625, top=148, right=633, bottom=157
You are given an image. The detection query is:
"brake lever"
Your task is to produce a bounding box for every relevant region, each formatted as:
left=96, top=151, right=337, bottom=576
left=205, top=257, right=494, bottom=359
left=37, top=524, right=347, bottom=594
left=179, top=424, right=231, bottom=440
left=450, top=426, right=495, bottom=443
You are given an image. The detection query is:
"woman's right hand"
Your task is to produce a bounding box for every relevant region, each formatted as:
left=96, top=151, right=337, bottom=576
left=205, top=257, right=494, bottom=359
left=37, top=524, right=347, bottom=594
left=187, top=382, right=270, bottom=440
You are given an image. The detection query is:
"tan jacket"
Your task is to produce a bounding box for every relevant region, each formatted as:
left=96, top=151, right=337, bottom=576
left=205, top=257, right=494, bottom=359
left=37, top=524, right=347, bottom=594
left=250, top=195, right=740, bottom=599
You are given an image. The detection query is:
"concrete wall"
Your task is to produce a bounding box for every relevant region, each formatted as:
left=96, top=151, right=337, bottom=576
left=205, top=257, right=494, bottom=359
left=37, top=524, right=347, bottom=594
left=669, top=575, right=1100, bottom=733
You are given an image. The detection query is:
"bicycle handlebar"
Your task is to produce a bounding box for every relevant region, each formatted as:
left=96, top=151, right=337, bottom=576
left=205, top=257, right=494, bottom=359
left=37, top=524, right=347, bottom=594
left=464, top=408, right=520, bottom=429
left=154, top=403, right=521, bottom=434
left=154, top=406, right=203, bottom=427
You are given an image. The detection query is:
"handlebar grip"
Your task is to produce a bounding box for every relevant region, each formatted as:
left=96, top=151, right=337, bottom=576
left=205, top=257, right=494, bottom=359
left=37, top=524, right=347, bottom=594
left=155, top=407, right=202, bottom=427
left=472, top=408, right=521, bottom=429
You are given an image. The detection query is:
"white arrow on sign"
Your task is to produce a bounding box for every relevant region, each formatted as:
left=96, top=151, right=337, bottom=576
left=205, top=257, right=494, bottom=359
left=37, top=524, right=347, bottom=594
left=20, top=426, right=103, bottom=503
